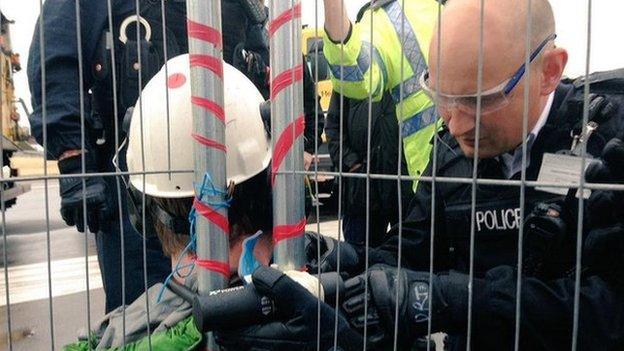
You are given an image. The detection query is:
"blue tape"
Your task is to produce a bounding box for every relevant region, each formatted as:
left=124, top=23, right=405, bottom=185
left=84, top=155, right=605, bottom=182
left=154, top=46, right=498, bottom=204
left=157, top=172, right=232, bottom=303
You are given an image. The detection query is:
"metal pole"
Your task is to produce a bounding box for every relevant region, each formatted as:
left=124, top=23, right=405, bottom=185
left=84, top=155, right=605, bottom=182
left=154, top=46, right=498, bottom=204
left=186, top=0, right=228, bottom=348
left=572, top=1, right=593, bottom=348
left=105, top=0, right=127, bottom=346
left=466, top=1, right=486, bottom=348
left=514, top=1, right=534, bottom=349
left=0, top=2, right=13, bottom=348
left=36, top=0, right=56, bottom=347
left=269, top=1, right=306, bottom=270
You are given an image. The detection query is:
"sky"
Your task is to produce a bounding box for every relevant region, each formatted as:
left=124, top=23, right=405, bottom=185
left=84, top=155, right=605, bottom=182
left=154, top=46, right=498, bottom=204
left=1, top=0, right=623, bottom=130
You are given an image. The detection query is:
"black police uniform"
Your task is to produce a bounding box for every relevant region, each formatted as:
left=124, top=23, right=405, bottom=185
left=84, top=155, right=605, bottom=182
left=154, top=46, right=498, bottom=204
left=356, top=71, right=624, bottom=350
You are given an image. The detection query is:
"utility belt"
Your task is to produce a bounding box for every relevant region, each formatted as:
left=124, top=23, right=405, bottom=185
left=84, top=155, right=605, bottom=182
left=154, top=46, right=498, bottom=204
left=89, top=0, right=188, bottom=166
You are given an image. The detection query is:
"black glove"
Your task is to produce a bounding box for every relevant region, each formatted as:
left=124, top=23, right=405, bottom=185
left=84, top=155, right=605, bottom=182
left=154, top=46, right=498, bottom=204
left=58, top=154, right=110, bottom=233
left=584, top=224, right=624, bottom=284
left=305, top=234, right=362, bottom=278
left=215, top=266, right=363, bottom=351
left=584, top=138, right=624, bottom=229
left=342, top=264, right=450, bottom=350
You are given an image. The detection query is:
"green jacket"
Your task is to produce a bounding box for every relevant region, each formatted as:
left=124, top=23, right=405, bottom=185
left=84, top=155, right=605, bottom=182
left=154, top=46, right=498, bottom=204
left=63, top=279, right=202, bottom=351
left=63, top=317, right=202, bottom=351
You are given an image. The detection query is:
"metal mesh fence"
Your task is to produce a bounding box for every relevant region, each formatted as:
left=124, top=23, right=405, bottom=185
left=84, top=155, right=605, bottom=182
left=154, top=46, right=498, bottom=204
left=1, top=0, right=623, bottom=350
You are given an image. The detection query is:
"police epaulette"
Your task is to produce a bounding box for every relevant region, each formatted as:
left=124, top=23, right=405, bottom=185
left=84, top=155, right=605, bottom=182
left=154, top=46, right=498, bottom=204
left=370, top=0, right=446, bottom=10
left=570, top=68, right=624, bottom=89
left=370, top=0, right=396, bottom=10
left=357, top=0, right=392, bottom=22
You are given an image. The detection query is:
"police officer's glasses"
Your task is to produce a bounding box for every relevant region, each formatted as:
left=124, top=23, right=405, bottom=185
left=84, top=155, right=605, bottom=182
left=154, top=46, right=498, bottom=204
left=419, top=33, right=557, bottom=115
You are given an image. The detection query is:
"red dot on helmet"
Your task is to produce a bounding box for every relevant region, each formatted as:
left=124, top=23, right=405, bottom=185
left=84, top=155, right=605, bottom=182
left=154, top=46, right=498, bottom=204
left=167, top=73, right=186, bottom=89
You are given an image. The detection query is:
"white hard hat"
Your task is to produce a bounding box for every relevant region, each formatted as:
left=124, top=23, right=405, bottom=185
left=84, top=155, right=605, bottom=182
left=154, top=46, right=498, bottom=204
left=126, top=54, right=271, bottom=198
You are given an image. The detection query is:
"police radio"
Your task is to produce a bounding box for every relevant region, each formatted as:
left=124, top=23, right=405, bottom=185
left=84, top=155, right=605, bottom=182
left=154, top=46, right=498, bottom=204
left=523, top=202, right=572, bottom=278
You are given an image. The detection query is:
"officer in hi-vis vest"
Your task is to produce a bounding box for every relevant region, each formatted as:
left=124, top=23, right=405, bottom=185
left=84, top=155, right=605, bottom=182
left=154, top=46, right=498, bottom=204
left=323, top=0, right=444, bottom=189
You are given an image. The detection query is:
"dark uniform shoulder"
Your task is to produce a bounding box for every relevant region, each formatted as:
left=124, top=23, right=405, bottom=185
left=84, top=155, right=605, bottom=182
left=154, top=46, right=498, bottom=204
left=566, top=68, right=624, bottom=91
left=362, top=0, right=444, bottom=22
left=370, top=0, right=396, bottom=9
left=370, top=0, right=446, bottom=10
left=544, top=69, right=624, bottom=159
left=355, top=0, right=390, bottom=22
left=564, top=69, right=624, bottom=139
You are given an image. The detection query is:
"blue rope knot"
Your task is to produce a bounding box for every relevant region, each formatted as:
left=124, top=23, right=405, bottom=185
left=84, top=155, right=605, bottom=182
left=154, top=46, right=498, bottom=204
left=157, top=172, right=231, bottom=303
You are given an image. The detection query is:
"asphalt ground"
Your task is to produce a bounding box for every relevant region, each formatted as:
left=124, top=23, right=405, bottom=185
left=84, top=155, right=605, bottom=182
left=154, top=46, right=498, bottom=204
left=1, top=181, right=103, bottom=350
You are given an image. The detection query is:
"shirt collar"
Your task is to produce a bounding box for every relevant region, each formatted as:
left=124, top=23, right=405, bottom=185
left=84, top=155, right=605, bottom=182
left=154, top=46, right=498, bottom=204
left=531, top=92, right=555, bottom=139
left=498, top=92, right=555, bottom=178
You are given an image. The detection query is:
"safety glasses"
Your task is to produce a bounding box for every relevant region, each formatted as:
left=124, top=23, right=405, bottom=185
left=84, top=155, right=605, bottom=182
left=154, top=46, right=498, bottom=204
left=419, top=33, right=557, bottom=115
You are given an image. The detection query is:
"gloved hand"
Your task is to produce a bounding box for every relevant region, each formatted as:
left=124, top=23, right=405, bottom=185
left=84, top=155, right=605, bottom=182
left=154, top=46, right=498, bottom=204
left=58, top=154, right=110, bottom=233
left=584, top=138, right=624, bottom=229
left=214, top=266, right=363, bottom=351
left=342, top=264, right=449, bottom=350
left=305, top=234, right=362, bottom=277
left=584, top=224, right=624, bottom=284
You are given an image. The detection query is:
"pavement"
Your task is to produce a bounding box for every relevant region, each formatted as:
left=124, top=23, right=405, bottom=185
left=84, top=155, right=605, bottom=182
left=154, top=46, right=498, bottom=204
left=1, top=181, right=103, bottom=350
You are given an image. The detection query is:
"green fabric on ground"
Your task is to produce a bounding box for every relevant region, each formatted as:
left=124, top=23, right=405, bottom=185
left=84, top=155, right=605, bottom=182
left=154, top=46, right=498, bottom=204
left=62, top=316, right=202, bottom=351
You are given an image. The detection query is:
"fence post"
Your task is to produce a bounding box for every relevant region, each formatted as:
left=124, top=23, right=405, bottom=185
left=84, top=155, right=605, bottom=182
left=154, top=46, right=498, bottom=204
left=186, top=0, right=228, bottom=347
left=269, top=1, right=306, bottom=270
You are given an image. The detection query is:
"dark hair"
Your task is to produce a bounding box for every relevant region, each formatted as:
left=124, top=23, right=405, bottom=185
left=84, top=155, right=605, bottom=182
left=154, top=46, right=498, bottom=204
left=150, top=168, right=273, bottom=257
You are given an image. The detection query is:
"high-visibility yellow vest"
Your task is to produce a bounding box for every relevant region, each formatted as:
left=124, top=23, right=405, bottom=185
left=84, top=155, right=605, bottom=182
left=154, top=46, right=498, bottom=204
left=323, top=0, right=440, bottom=189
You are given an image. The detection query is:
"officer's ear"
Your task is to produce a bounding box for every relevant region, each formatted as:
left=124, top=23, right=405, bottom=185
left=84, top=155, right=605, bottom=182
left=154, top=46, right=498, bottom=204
left=540, top=47, right=568, bottom=96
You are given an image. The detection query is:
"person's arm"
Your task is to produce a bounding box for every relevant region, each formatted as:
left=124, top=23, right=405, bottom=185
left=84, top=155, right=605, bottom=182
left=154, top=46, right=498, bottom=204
left=28, top=1, right=132, bottom=233
left=312, top=156, right=446, bottom=276
left=367, top=161, right=450, bottom=271
left=325, top=91, right=361, bottom=171
left=322, top=1, right=388, bottom=102
left=323, top=0, right=351, bottom=43
left=27, top=0, right=118, bottom=160
left=302, top=59, right=324, bottom=154
left=440, top=266, right=624, bottom=350
left=343, top=264, right=624, bottom=350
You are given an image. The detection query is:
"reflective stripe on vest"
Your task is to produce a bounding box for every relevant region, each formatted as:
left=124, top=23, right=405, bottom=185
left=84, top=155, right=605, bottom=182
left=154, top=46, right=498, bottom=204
left=402, top=105, right=438, bottom=139
left=403, top=122, right=437, bottom=190
left=328, top=42, right=389, bottom=86
left=384, top=1, right=437, bottom=184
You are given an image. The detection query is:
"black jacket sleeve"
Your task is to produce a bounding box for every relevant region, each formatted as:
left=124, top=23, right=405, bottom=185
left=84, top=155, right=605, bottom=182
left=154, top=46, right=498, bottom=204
left=302, top=61, right=324, bottom=154
left=438, top=266, right=624, bottom=350
left=325, top=91, right=361, bottom=170
left=363, top=161, right=450, bottom=271
left=27, top=0, right=130, bottom=160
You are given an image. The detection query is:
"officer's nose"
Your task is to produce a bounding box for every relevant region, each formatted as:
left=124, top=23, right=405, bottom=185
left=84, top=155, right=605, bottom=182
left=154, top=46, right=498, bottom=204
left=443, top=108, right=476, bottom=138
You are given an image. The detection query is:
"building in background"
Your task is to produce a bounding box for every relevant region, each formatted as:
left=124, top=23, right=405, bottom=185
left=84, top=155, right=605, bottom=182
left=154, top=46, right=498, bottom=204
left=1, top=11, right=31, bottom=209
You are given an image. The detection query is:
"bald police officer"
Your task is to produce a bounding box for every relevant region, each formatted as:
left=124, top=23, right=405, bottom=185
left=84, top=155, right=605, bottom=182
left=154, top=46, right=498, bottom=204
left=216, top=0, right=624, bottom=349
